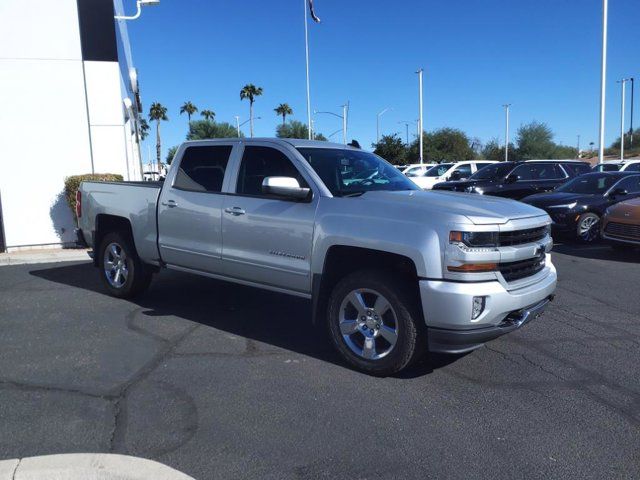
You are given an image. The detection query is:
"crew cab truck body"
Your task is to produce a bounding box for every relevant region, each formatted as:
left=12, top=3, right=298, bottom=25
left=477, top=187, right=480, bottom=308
left=77, top=138, right=557, bottom=375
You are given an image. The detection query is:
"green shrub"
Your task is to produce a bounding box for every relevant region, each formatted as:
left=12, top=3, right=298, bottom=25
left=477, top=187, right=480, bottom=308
left=64, top=173, right=123, bottom=221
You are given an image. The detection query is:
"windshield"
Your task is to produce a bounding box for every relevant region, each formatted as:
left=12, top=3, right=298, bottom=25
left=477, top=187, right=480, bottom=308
left=556, top=173, right=619, bottom=194
left=425, top=163, right=453, bottom=177
left=469, top=162, right=515, bottom=180
left=297, top=148, right=420, bottom=196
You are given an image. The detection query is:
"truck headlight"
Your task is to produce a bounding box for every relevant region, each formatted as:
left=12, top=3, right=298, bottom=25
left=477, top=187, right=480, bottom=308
left=450, top=231, right=499, bottom=248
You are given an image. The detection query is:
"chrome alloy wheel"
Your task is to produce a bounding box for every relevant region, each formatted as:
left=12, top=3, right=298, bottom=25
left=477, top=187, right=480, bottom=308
left=578, top=215, right=599, bottom=242
left=103, top=242, right=129, bottom=288
left=338, top=288, right=399, bottom=360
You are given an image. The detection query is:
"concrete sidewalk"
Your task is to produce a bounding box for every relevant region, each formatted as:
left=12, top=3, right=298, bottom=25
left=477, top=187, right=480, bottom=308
left=0, top=248, right=91, bottom=266
left=0, top=454, right=194, bottom=479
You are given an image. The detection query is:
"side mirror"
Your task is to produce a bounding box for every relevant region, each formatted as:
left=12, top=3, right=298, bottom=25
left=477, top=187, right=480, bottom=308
left=449, top=170, right=462, bottom=181
left=262, top=177, right=310, bottom=200
left=506, top=174, right=520, bottom=184
left=608, top=187, right=628, bottom=198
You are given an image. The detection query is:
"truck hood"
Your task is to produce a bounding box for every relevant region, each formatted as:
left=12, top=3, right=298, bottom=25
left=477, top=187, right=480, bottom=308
left=361, top=190, right=547, bottom=225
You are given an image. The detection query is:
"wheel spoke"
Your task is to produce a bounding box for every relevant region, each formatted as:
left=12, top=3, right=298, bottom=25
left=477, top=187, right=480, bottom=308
left=347, top=291, right=368, bottom=316
left=114, top=268, right=122, bottom=285
left=379, top=325, right=397, bottom=345
left=374, top=295, right=391, bottom=316
left=110, top=244, right=119, bottom=260
left=362, top=337, right=376, bottom=359
left=339, top=320, right=358, bottom=336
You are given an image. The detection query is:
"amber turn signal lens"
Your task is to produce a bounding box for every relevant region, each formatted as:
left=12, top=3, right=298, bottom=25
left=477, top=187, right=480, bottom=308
left=448, top=263, right=498, bottom=273
left=449, top=231, right=463, bottom=243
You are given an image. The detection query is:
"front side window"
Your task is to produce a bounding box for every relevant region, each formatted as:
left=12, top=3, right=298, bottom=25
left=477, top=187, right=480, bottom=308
left=426, top=163, right=454, bottom=177
left=469, top=162, right=515, bottom=180
left=453, top=164, right=472, bottom=178
left=173, top=145, right=232, bottom=192
left=512, top=163, right=565, bottom=181
left=612, top=175, right=640, bottom=194
left=296, top=148, right=419, bottom=196
left=405, top=166, right=426, bottom=177
left=623, top=163, right=640, bottom=172
left=236, top=146, right=307, bottom=197
left=562, top=163, right=591, bottom=176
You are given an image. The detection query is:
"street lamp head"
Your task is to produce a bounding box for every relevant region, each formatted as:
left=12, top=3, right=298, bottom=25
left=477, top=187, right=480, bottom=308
left=139, top=0, right=160, bottom=5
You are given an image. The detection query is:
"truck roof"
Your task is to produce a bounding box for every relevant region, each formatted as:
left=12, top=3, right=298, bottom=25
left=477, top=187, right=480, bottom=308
left=181, top=137, right=357, bottom=150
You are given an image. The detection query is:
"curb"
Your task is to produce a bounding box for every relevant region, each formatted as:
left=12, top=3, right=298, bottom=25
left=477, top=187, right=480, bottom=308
left=0, top=249, right=91, bottom=267
left=0, top=454, right=195, bottom=480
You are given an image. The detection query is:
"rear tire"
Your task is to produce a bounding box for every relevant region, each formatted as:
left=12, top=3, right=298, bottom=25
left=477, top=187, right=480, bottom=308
left=98, top=231, right=152, bottom=298
left=327, top=269, right=426, bottom=376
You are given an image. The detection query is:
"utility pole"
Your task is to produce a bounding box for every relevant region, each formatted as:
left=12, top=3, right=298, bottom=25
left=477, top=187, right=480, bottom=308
left=416, top=69, right=424, bottom=164
left=303, top=0, right=313, bottom=139
left=503, top=104, right=511, bottom=161
left=342, top=103, right=348, bottom=145
left=577, top=135, right=581, bottom=157
left=619, top=78, right=629, bottom=160
left=234, top=116, right=241, bottom=137
left=598, top=0, right=608, bottom=165
left=399, top=121, right=411, bottom=146
left=376, top=108, right=390, bottom=144
left=630, top=78, right=635, bottom=144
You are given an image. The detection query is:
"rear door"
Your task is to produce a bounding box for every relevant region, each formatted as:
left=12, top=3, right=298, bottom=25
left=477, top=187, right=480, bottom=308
left=221, top=143, right=318, bottom=294
left=157, top=143, right=237, bottom=272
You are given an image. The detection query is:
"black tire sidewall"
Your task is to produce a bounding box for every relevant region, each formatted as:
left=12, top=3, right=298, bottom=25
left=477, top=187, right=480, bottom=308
left=327, top=270, right=424, bottom=376
left=576, top=213, right=600, bottom=243
left=99, top=232, right=149, bottom=298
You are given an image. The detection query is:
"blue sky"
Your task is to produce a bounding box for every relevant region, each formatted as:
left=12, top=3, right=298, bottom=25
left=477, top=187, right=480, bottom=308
left=125, top=0, right=639, bottom=162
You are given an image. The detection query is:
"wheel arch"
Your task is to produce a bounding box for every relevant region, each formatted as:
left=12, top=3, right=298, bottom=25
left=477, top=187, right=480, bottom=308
left=93, top=214, right=135, bottom=267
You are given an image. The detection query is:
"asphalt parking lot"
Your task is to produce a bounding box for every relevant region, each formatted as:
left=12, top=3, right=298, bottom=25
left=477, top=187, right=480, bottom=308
left=0, top=244, right=639, bottom=479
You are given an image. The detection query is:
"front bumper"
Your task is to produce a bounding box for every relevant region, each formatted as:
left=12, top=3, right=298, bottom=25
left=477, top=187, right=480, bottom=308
left=419, top=261, right=557, bottom=354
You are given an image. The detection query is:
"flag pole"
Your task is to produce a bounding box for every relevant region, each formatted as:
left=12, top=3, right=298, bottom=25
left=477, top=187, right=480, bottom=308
left=304, top=0, right=312, bottom=140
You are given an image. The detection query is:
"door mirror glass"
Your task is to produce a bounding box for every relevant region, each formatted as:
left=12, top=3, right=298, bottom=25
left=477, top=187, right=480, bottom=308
left=262, top=177, right=310, bottom=200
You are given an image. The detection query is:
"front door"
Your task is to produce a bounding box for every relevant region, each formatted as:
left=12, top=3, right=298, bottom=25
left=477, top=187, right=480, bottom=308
left=157, top=143, right=236, bottom=272
left=222, top=144, right=318, bottom=294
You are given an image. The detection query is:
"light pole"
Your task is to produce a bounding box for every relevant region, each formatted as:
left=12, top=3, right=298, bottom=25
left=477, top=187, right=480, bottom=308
left=114, top=0, right=160, bottom=20
left=315, top=105, right=348, bottom=145
left=235, top=116, right=260, bottom=137
left=398, top=121, right=413, bottom=146
left=619, top=78, right=630, bottom=160
left=376, top=108, right=391, bottom=144
left=598, top=0, right=608, bottom=165
left=630, top=78, right=635, bottom=144
left=577, top=134, right=581, bottom=157
left=503, top=104, right=511, bottom=161
left=416, top=69, right=424, bottom=164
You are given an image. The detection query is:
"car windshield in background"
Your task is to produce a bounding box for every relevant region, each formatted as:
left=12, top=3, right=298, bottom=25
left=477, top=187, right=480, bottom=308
left=556, top=174, right=619, bottom=194
left=296, top=148, right=420, bottom=196
left=469, top=162, right=514, bottom=180
left=426, top=164, right=453, bottom=177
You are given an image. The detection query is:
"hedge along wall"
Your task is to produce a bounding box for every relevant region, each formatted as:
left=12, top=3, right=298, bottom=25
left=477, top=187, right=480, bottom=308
left=64, top=174, right=123, bottom=222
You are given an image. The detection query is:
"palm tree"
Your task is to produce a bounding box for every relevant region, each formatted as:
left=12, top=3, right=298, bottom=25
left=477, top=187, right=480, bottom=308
left=240, top=84, right=263, bottom=137
left=274, top=103, right=293, bottom=126
left=201, top=109, right=216, bottom=122
left=149, top=102, right=168, bottom=168
left=138, top=118, right=150, bottom=141
left=180, top=101, right=198, bottom=123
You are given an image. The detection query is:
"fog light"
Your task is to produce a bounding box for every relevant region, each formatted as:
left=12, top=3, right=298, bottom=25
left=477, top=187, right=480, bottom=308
left=472, top=296, right=486, bottom=320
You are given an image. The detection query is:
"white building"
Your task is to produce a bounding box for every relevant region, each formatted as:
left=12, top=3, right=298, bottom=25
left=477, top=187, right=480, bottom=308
left=0, top=0, right=145, bottom=252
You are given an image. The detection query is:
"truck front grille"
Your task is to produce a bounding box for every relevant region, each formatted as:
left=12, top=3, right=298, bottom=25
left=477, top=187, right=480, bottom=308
left=499, top=226, right=547, bottom=246
left=499, top=254, right=546, bottom=282
left=605, top=222, right=640, bottom=240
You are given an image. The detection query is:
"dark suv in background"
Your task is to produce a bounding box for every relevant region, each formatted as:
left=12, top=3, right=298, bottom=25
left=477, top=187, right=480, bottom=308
left=432, top=160, right=591, bottom=200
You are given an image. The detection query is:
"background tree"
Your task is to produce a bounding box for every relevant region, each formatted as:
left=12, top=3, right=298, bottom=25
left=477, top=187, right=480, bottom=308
left=372, top=134, right=408, bottom=165
left=240, top=84, right=263, bottom=137
left=148, top=102, right=168, bottom=168
left=166, top=145, right=178, bottom=165
left=187, top=120, right=243, bottom=140
left=515, top=121, right=556, bottom=159
left=274, top=103, right=293, bottom=125
left=481, top=138, right=517, bottom=161
left=180, top=101, right=198, bottom=123
left=200, top=109, right=216, bottom=122
left=609, top=128, right=640, bottom=158
left=276, top=120, right=325, bottom=140
left=408, top=128, right=475, bottom=162
left=314, top=133, right=328, bottom=141
left=138, top=118, right=150, bottom=141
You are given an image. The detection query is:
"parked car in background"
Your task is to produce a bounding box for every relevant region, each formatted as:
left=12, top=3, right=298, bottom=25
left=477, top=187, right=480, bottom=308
left=592, top=160, right=640, bottom=172
left=521, top=172, right=640, bottom=242
left=76, top=138, right=557, bottom=376
left=402, top=163, right=435, bottom=177
left=433, top=160, right=591, bottom=200
left=410, top=160, right=497, bottom=189
left=601, top=197, right=640, bottom=250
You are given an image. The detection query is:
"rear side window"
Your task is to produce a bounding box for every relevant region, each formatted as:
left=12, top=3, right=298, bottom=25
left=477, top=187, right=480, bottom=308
left=624, top=163, right=640, bottom=172
left=562, top=163, right=591, bottom=176
left=236, top=146, right=307, bottom=197
left=173, top=145, right=232, bottom=193
left=513, top=163, right=565, bottom=180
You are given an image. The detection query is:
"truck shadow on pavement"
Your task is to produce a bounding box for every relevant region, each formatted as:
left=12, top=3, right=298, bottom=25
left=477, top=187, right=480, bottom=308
left=29, top=262, right=460, bottom=378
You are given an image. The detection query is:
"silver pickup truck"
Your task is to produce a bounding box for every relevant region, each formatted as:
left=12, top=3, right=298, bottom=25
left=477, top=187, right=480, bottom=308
left=77, top=138, right=557, bottom=375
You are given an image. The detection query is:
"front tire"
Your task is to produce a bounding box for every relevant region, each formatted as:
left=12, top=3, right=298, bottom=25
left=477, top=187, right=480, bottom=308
left=327, top=270, right=426, bottom=376
left=576, top=213, right=600, bottom=243
left=99, top=232, right=152, bottom=298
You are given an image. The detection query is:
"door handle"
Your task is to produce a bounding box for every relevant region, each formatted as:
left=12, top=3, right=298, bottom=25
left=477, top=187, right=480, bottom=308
left=162, top=200, right=178, bottom=208
left=224, top=207, right=246, bottom=216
